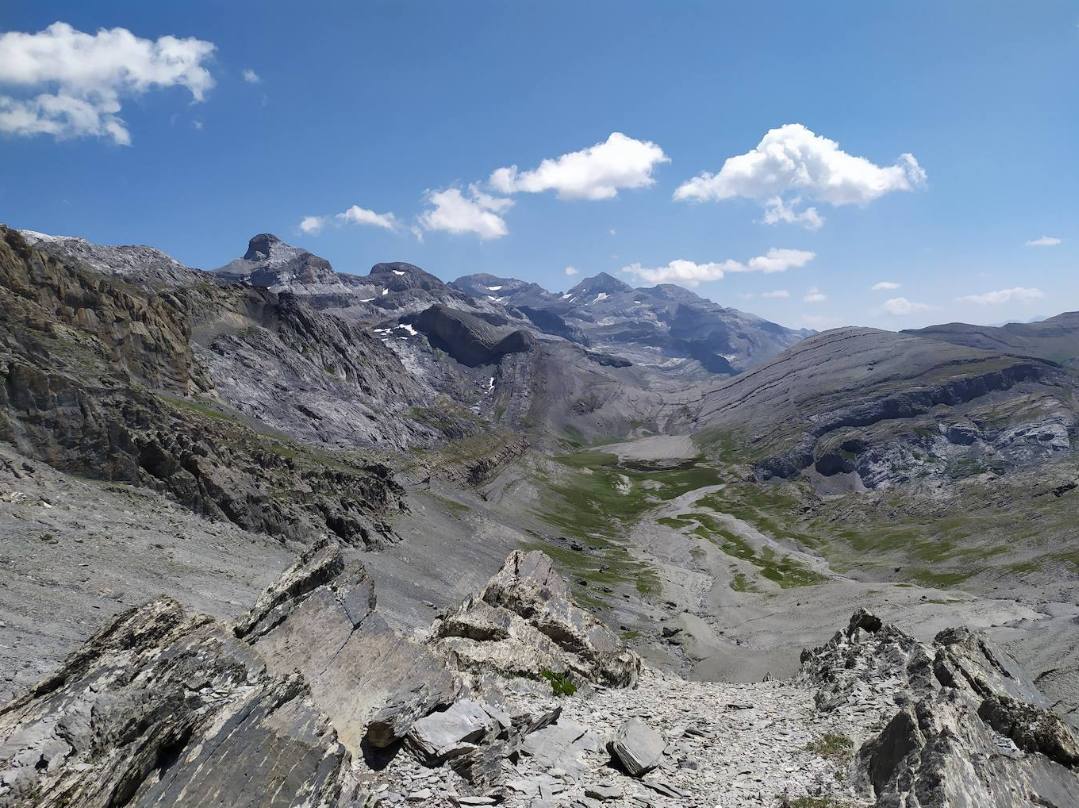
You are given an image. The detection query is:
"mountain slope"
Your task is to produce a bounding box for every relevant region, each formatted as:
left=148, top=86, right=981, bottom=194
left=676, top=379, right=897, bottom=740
left=454, top=271, right=812, bottom=375
left=905, top=311, right=1079, bottom=368
left=694, top=326, right=1076, bottom=486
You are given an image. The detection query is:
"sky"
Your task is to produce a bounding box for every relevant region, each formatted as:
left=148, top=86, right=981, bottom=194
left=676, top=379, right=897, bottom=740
left=1, top=1, right=1078, bottom=331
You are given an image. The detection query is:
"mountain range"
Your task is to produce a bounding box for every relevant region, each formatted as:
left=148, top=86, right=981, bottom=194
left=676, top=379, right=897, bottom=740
left=1, top=225, right=1078, bottom=807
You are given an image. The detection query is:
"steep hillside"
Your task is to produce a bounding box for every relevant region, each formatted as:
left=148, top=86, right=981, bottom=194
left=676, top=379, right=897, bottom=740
left=693, top=326, right=1076, bottom=486
left=0, top=226, right=417, bottom=545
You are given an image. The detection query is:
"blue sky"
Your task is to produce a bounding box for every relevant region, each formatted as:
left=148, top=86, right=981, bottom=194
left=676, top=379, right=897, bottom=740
left=1, top=1, right=1077, bottom=330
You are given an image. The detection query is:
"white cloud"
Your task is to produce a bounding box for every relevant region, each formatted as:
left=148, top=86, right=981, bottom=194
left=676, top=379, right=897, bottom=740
left=490, top=132, right=668, bottom=200
left=761, top=289, right=790, bottom=299
left=337, top=204, right=399, bottom=231
left=762, top=196, right=824, bottom=230
left=882, top=297, right=929, bottom=315
left=620, top=248, right=815, bottom=286
left=744, top=248, right=815, bottom=274
left=242, top=68, right=260, bottom=84
left=419, top=185, right=512, bottom=240
left=1026, top=235, right=1061, bottom=247
left=872, top=280, right=901, bottom=291
left=299, top=203, right=400, bottom=235
left=674, top=124, right=926, bottom=227
left=0, top=22, right=215, bottom=144
left=958, top=287, right=1045, bottom=305
left=803, top=287, right=827, bottom=303
left=564, top=265, right=578, bottom=276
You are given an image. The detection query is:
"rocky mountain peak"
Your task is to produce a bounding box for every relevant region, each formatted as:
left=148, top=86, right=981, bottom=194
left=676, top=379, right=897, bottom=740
left=215, top=233, right=338, bottom=289
left=568, top=271, right=633, bottom=298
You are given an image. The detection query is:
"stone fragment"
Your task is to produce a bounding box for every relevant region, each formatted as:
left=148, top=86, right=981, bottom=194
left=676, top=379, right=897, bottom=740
left=405, top=700, right=502, bottom=765
left=607, top=717, right=664, bottom=777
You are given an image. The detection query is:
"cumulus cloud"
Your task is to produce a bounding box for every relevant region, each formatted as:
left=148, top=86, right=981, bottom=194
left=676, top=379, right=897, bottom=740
left=745, top=248, right=815, bottom=273
left=958, top=287, right=1044, bottom=305
left=674, top=124, right=926, bottom=228
left=418, top=185, right=512, bottom=240
left=761, top=289, right=790, bottom=299
left=490, top=132, right=668, bottom=200
left=882, top=297, right=929, bottom=315
left=337, top=204, right=399, bottom=231
left=0, top=22, right=215, bottom=144
left=242, top=68, right=260, bottom=84
left=1026, top=235, right=1061, bottom=247
left=803, top=287, right=827, bottom=303
left=564, top=265, right=578, bottom=276
left=299, top=203, right=400, bottom=236
left=872, top=281, right=901, bottom=291
left=620, top=248, right=815, bottom=286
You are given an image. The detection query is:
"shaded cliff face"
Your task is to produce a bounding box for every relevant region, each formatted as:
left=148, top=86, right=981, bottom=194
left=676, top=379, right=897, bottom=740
left=0, top=226, right=413, bottom=547
left=693, top=326, right=1077, bottom=487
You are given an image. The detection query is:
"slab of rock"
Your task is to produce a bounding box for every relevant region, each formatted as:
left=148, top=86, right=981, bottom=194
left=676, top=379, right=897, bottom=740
left=405, top=700, right=504, bottom=765
left=234, top=539, right=459, bottom=755
left=0, top=598, right=351, bottom=807
left=607, top=717, right=664, bottom=777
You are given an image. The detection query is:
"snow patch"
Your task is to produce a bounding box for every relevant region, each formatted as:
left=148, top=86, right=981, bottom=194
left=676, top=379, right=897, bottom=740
left=593, top=292, right=608, bottom=303
left=486, top=285, right=502, bottom=291
left=392, top=270, right=406, bottom=276
left=398, top=323, right=418, bottom=336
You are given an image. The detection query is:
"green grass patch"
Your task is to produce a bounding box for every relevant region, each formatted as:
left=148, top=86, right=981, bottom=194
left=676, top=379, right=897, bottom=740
left=805, top=733, right=854, bottom=763
left=540, top=669, right=577, bottom=697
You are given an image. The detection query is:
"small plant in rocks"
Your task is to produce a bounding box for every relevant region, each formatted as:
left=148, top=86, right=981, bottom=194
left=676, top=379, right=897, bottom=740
left=540, top=669, right=577, bottom=697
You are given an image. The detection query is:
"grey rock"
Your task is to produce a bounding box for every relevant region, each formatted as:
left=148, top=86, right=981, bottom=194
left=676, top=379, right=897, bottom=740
left=607, top=717, right=664, bottom=777
left=405, top=700, right=502, bottom=765
left=432, top=550, right=640, bottom=687
left=0, top=598, right=350, bottom=807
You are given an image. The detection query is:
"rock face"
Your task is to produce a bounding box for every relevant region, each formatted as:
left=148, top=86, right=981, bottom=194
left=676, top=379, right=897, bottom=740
left=0, top=597, right=352, bottom=808
left=801, top=611, right=1079, bottom=808
left=431, top=550, right=641, bottom=687
left=403, top=304, right=535, bottom=368
left=0, top=226, right=419, bottom=547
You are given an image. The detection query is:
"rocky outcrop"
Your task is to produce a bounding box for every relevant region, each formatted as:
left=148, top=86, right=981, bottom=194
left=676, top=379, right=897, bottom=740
left=0, top=539, right=469, bottom=807
left=431, top=550, right=641, bottom=687
left=403, top=304, right=535, bottom=367
left=0, top=598, right=353, bottom=807
left=802, top=610, right=1079, bottom=808
left=234, top=541, right=459, bottom=755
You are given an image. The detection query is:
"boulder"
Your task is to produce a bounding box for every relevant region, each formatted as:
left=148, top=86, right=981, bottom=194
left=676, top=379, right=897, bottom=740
left=607, top=717, right=665, bottom=777
left=404, top=700, right=506, bottom=766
